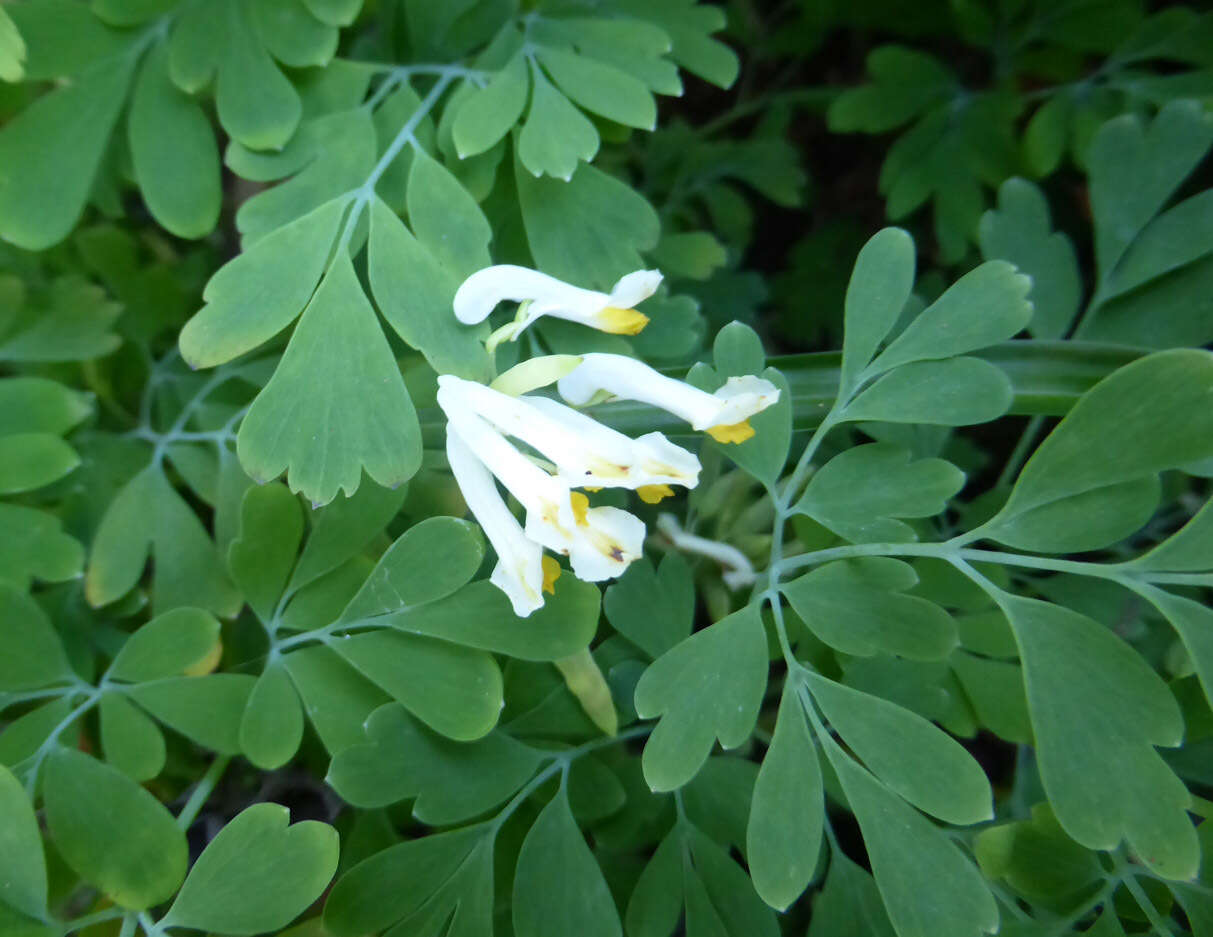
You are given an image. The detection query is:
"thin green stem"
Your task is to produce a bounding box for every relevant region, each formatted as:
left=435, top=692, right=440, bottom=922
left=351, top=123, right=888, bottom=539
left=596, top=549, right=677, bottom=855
left=1120, top=873, right=1175, bottom=936
left=176, top=756, right=231, bottom=830
left=64, top=907, right=128, bottom=933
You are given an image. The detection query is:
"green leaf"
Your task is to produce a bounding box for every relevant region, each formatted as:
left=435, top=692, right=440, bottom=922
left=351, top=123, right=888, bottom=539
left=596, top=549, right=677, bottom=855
left=1105, top=188, right=1213, bottom=299
left=513, top=787, right=622, bottom=937
left=782, top=559, right=957, bottom=660
left=634, top=605, right=768, bottom=791
left=453, top=52, right=529, bottom=158
left=108, top=607, right=221, bottom=683
left=230, top=109, right=375, bottom=245
left=518, top=61, right=599, bottom=180
left=806, top=674, right=992, bottom=824
left=0, top=7, right=25, bottom=82
left=282, top=646, right=390, bottom=754
left=0, top=54, right=133, bottom=249
left=0, top=763, right=46, bottom=920
left=808, top=852, right=897, bottom=937
left=340, top=516, right=484, bottom=620
left=367, top=198, right=492, bottom=380
left=0, top=586, right=73, bottom=690
left=604, top=555, right=694, bottom=659
left=179, top=197, right=348, bottom=369
left=975, top=805, right=1103, bottom=903
left=516, top=159, right=660, bottom=290
left=825, top=744, right=998, bottom=937
left=746, top=688, right=823, bottom=911
left=325, top=825, right=494, bottom=937
left=288, top=480, right=407, bottom=594
left=326, top=703, right=542, bottom=820
left=650, top=231, right=727, bottom=280
left=840, top=228, right=916, bottom=394
left=0, top=275, right=121, bottom=363
left=239, top=663, right=304, bottom=769
left=951, top=653, right=1032, bottom=745
left=237, top=254, right=422, bottom=505
left=625, top=829, right=683, bottom=937
left=0, top=433, right=78, bottom=494
left=169, top=0, right=304, bottom=149
left=334, top=631, right=502, bottom=741
left=228, top=483, right=303, bottom=620
left=43, top=749, right=187, bottom=910
left=1088, top=99, right=1213, bottom=274
left=0, top=378, right=91, bottom=436
left=164, top=803, right=338, bottom=936
left=979, top=179, right=1082, bottom=340
left=683, top=825, right=780, bottom=937
left=996, top=593, right=1197, bottom=880
left=870, top=261, right=1032, bottom=373
left=128, top=44, right=220, bottom=239
left=0, top=505, right=82, bottom=590
left=538, top=46, right=656, bottom=130
left=1131, top=496, right=1213, bottom=572
left=797, top=443, right=964, bottom=543
left=616, top=0, right=738, bottom=88
left=99, top=692, right=166, bottom=782
left=405, top=146, right=492, bottom=282
left=987, top=476, right=1160, bottom=554
left=842, top=357, right=1013, bottom=426
left=129, top=674, right=256, bottom=755
left=384, top=576, right=601, bottom=661
left=828, top=46, right=952, bottom=133
left=301, top=0, right=359, bottom=26
left=988, top=350, right=1213, bottom=548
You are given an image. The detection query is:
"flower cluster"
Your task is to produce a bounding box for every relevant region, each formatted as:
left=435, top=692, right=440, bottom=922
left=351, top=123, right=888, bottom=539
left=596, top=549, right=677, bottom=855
left=441, top=266, right=779, bottom=616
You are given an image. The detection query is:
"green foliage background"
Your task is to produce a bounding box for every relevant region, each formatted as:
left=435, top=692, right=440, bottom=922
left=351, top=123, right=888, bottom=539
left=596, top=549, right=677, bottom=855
left=1, top=1, right=1212, bottom=936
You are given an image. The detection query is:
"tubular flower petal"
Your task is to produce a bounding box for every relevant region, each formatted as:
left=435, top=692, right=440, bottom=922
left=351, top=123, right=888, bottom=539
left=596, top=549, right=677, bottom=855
left=439, top=394, right=649, bottom=592
left=446, top=429, right=546, bottom=617
left=558, top=354, right=780, bottom=444
left=438, top=375, right=701, bottom=490
left=453, top=266, right=661, bottom=347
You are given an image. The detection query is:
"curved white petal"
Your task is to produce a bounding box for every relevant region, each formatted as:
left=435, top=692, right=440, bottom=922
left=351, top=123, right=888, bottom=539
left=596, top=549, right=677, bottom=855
left=446, top=429, right=546, bottom=616
left=453, top=265, right=606, bottom=325
left=558, top=353, right=724, bottom=428
left=441, top=376, right=653, bottom=490
left=567, top=505, right=646, bottom=581
left=558, top=353, right=780, bottom=431
left=607, top=269, right=663, bottom=308
left=712, top=375, right=782, bottom=426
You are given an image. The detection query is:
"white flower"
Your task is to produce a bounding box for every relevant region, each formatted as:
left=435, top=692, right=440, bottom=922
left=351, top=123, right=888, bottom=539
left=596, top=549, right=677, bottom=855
left=454, top=266, right=662, bottom=350
left=446, top=429, right=552, bottom=617
left=438, top=375, right=700, bottom=491
left=558, top=353, right=780, bottom=444
left=439, top=390, right=647, bottom=595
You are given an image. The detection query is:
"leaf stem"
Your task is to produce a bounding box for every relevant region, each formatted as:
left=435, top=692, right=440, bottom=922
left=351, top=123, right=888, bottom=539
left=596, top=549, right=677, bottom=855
left=176, top=755, right=231, bottom=830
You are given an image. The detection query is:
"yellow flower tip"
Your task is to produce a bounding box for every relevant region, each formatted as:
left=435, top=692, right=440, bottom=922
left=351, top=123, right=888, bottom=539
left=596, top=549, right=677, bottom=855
left=570, top=491, right=590, bottom=525
left=582, top=486, right=602, bottom=493
left=541, top=555, right=562, bottom=594
left=637, top=483, right=675, bottom=504
left=184, top=640, right=223, bottom=677
left=707, top=420, right=756, bottom=445
left=597, top=306, right=650, bottom=336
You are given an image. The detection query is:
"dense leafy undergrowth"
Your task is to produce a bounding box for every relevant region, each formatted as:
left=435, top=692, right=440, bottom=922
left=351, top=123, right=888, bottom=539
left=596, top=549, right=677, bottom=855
left=1, top=1, right=1212, bottom=936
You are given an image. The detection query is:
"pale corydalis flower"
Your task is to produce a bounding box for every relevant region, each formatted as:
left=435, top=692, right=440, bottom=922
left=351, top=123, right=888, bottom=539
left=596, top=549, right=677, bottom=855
left=454, top=266, right=662, bottom=350
left=558, top=353, right=780, bottom=444
left=443, top=266, right=781, bottom=614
